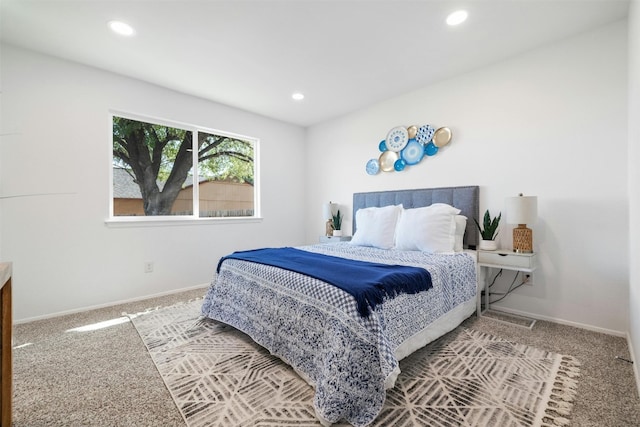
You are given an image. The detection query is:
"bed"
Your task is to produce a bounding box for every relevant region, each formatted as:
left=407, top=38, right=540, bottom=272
left=201, top=186, right=479, bottom=426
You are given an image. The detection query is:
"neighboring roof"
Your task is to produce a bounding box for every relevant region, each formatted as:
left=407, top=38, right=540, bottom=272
left=113, top=168, right=142, bottom=199
left=112, top=168, right=220, bottom=199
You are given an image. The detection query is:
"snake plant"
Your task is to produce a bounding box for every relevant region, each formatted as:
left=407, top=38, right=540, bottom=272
left=332, top=210, right=342, bottom=231
left=474, top=209, right=501, bottom=240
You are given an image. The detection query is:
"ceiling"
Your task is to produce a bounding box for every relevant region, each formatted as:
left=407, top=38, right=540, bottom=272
left=0, top=0, right=629, bottom=127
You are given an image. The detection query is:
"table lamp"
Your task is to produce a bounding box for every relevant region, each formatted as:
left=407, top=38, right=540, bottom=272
left=506, top=193, right=537, bottom=253
left=323, top=202, right=336, bottom=236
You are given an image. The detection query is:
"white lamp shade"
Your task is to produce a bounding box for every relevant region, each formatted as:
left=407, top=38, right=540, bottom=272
left=323, top=203, right=335, bottom=220
left=506, top=195, right=537, bottom=225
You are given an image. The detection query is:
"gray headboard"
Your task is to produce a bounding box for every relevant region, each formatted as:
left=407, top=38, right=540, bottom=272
left=352, top=186, right=480, bottom=249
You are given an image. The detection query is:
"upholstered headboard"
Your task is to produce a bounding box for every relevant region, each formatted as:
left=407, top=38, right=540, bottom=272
left=352, top=186, right=480, bottom=249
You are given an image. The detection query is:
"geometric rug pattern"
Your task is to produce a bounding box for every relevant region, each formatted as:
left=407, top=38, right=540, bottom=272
left=130, top=300, right=580, bottom=427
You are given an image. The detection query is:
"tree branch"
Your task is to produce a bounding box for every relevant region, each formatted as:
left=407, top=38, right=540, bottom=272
left=199, top=151, right=253, bottom=163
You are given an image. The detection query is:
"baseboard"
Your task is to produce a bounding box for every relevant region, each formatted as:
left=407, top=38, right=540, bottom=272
left=482, top=309, right=537, bottom=329
left=627, top=331, right=640, bottom=396
left=489, top=305, right=626, bottom=337
left=15, top=283, right=210, bottom=324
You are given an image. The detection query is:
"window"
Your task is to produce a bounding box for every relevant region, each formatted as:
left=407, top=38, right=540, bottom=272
left=111, top=114, right=258, bottom=220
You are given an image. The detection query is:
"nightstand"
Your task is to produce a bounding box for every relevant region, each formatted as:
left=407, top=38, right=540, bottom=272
left=477, top=250, right=537, bottom=314
left=319, top=235, right=352, bottom=243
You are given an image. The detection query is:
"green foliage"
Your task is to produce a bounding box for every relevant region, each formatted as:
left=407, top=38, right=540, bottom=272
left=197, top=131, right=254, bottom=184
left=332, top=210, right=342, bottom=231
left=112, top=116, right=255, bottom=215
left=112, top=116, right=192, bottom=183
left=113, top=117, right=254, bottom=185
left=474, top=209, right=501, bottom=240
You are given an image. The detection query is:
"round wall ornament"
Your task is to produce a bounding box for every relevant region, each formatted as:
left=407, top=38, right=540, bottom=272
left=366, top=158, right=380, bottom=175
left=379, top=150, right=399, bottom=172
left=385, top=126, right=409, bottom=152
left=433, top=127, right=452, bottom=147
left=401, top=139, right=424, bottom=165
left=425, top=141, right=439, bottom=156
left=416, top=125, right=436, bottom=145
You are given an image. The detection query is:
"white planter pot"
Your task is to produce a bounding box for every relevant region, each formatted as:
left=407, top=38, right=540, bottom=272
left=332, top=230, right=343, bottom=237
left=479, top=240, right=498, bottom=251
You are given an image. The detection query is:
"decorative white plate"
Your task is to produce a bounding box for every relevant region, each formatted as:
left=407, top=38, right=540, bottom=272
left=385, top=126, right=409, bottom=152
left=366, top=158, right=380, bottom=175
left=416, top=125, right=435, bottom=145
left=379, top=150, right=399, bottom=172
left=401, top=139, right=424, bottom=165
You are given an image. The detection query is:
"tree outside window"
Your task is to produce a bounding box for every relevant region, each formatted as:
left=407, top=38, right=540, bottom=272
left=112, top=115, right=256, bottom=218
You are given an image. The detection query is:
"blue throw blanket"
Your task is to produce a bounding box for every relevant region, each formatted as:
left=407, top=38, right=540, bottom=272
left=216, top=247, right=433, bottom=317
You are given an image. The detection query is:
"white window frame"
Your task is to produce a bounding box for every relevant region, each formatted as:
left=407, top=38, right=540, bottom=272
left=106, top=111, right=261, bottom=227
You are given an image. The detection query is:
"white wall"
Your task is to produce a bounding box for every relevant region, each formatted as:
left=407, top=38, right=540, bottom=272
left=1, top=20, right=632, bottom=335
left=305, top=21, right=629, bottom=334
left=628, top=0, right=640, bottom=388
left=0, top=45, right=307, bottom=322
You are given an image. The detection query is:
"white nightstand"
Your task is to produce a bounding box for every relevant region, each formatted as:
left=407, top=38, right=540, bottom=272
left=477, top=249, right=537, bottom=314
left=319, top=235, right=352, bottom=243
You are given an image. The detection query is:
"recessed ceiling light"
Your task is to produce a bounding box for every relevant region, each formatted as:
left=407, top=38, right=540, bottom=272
left=446, top=10, right=468, bottom=26
left=108, top=20, right=136, bottom=36
left=292, top=92, right=305, bottom=101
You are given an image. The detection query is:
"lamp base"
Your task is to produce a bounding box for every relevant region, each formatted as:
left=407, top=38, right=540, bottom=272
left=325, top=219, right=334, bottom=237
left=513, top=225, right=533, bottom=253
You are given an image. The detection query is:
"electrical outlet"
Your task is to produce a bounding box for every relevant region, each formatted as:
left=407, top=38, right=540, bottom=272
left=523, top=272, right=533, bottom=286
left=144, top=262, right=154, bottom=273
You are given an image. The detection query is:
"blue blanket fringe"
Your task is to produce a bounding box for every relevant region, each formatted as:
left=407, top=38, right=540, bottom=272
left=217, top=247, right=432, bottom=317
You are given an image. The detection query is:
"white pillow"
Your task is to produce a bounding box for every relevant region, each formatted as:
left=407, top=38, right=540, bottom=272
left=454, top=215, right=467, bottom=252
left=350, top=205, right=403, bottom=249
left=395, top=204, right=461, bottom=253
left=427, top=203, right=462, bottom=215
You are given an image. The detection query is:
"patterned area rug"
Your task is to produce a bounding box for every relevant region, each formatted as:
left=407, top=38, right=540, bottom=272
left=130, top=300, right=580, bottom=427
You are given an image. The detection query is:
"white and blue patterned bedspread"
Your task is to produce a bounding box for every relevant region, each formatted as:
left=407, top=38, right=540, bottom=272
left=201, top=243, right=477, bottom=426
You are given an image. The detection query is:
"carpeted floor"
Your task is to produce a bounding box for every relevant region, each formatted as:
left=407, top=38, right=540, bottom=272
left=12, top=287, right=640, bottom=426
left=131, top=300, right=580, bottom=427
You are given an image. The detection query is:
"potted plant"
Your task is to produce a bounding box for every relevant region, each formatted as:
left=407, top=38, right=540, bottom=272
left=332, top=210, right=343, bottom=237
left=474, top=209, right=501, bottom=250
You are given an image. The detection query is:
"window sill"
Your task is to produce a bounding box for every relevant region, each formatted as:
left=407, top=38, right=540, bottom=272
left=105, top=216, right=263, bottom=228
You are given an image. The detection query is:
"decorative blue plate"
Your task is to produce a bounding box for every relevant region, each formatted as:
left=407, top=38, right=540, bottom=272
left=401, top=139, right=424, bottom=165
left=366, top=158, right=380, bottom=175
left=378, top=140, right=387, bottom=152
left=425, top=141, right=439, bottom=156
left=385, top=126, right=409, bottom=152
left=394, top=159, right=406, bottom=171
left=416, top=125, right=435, bottom=145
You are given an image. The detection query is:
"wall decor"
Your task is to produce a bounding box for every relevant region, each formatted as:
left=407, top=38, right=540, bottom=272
left=366, top=124, right=452, bottom=174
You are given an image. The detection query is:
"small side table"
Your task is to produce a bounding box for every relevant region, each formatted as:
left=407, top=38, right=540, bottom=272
left=477, top=250, right=537, bottom=314
left=319, top=235, right=352, bottom=243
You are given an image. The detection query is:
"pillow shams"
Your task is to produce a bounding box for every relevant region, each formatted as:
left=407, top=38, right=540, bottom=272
left=454, top=215, right=467, bottom=252
left=395, top=204, right=461, bottom=253
left=350, top=205, right=402, bottom=249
